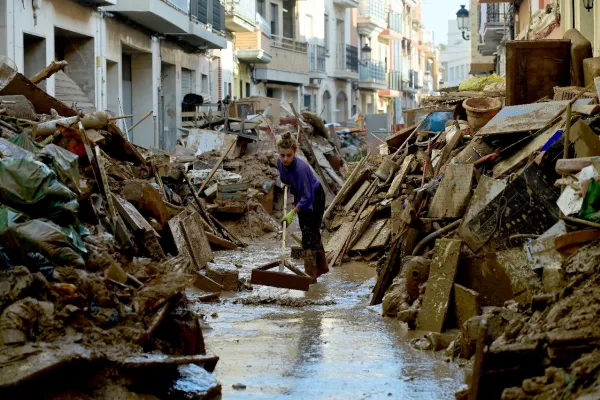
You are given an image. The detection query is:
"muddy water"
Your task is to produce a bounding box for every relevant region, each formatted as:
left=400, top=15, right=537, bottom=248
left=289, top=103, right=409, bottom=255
left=190, top=243, right=464, bottom=399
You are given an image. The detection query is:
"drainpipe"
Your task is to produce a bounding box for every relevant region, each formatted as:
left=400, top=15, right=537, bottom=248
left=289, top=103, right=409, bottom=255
left=95, top=11, right=105, bottom=112
left=152, top=36, right=161, bottom=149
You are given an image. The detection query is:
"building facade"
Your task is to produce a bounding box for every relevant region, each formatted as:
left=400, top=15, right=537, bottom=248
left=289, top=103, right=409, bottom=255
left=440, top=18, right=471, bottom=88
left=0, top=0, right=440, bottom=151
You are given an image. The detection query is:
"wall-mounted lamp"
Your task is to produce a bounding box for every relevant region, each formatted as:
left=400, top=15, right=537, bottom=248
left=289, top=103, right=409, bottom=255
left=583, top=0, right=594, bottom=12
left=456, top=5, right=470, bottom=41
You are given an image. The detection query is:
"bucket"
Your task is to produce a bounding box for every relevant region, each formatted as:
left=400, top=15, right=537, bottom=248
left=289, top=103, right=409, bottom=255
left=462, top=97, right=502, bottom=133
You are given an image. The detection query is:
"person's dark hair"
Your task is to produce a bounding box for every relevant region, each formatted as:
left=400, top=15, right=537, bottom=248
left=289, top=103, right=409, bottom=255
left=277, top=132, right=298, bottom=151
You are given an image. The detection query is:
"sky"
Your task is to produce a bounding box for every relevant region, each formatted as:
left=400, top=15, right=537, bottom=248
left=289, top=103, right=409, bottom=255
left=421, top=0, right=468, bottom=45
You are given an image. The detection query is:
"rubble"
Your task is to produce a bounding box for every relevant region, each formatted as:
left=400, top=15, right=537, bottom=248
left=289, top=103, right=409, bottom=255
left=317, top=31, right=600, bottom=399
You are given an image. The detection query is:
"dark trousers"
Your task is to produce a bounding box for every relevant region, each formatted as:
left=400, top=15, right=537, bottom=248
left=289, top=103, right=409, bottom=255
left=297, top=185, right=326, bottom=252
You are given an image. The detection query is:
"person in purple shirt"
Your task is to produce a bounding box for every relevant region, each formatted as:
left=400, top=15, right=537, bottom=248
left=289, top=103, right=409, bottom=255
left=277, top=132, right=328, bottom=282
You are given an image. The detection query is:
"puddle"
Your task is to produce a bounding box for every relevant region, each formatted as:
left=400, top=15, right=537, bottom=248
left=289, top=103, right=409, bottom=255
left=196, top=241, right=464, bottom=399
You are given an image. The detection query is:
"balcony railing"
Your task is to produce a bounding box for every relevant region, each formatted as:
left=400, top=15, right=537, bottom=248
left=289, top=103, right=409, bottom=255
left=336, top=44, right=359, bottom=72
left=166, top=0, right=189, bottom=13
left=308, top=44, right=327, bottom=73
left=486, top=3, right=509, bottom=24
left=224, top=0, right=256, bottom=25
left=387, top=71, right=402, bottom=91
left=408, top=69, right=419, bottom=89
left=270, top=34, right=308, bottom=53
left=359, top=59, right=386, bottom=83
left=359, top=0, right=386, bottom=21
left=191, top=0, right=225, bottom=34
left=388, top=11, right=402, bottom=32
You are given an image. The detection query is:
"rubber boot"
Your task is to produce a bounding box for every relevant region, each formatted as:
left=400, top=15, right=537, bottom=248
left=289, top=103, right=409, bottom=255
left=315, top=250, right=329, bottom=277
left=304, top=250, right=318, bottom=284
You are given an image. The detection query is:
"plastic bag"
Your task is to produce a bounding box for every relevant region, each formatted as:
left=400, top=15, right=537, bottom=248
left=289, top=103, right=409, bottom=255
left=579, top=178, right=600, bottom=222
left=36, top=144, right=81, bottom=194
left=9, top=131, right=43, bottom=154
left=0, top=157, right=78, bottom=225
left=0, top=219, right=86, bottom=269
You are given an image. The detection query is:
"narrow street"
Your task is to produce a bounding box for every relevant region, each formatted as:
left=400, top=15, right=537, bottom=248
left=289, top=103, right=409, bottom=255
left=192, top=243, right=464, bottom=399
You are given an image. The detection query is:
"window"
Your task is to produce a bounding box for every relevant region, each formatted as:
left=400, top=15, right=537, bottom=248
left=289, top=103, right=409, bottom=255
left=270, top=3, right=278, bottom=36
left=267, top=88, right=274, bottom=98
left=324, top=14, right=329, bottom=52
left=304, top=94, right=311, bottom=111
left=246, top=82, right=251, bottom=97
left=306, top=15, right=313, bottom=40
left=228, top=82, right=232, bottom=97
left=240, top=82, right=243, bottom=100
left=257, top=0, right=265, bottom=18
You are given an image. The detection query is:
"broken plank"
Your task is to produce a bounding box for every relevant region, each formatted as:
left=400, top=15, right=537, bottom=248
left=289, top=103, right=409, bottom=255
left=112, top=193, right=159, bottom=238
left=417, top=239, right=462, bottom=333
left=194, top=272, right=224, bottom=292
left=344, top=180, right=370, bottom=213
left=352, top=219, right=388, bottom=251
left=206, top=231, right=238, bottom=250
left=325, top=221, right=354, bottom=258
left=428, top=164, right=474, bottom=218
left=250, top=269, right=311, bottom=291
left=454, top=284, right=480, bottom=328
left=387, top=154, right=415, bottom=198
left=181, top=213, right=214, bottom=269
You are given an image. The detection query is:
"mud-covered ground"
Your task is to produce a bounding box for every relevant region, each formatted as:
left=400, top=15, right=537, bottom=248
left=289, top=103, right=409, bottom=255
left=189, top=240, right=464, bottom=399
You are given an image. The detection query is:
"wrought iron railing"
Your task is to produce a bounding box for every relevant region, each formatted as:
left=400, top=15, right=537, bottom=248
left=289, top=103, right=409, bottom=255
left=165, top=0, right=189, bottom=13
left=270, top=35, right=308, bottom=53
left=308, top=44, right=327, bottom=73
left=486, top=3, right=509, bottom=23
left=359, top=59, right=386, bottom=83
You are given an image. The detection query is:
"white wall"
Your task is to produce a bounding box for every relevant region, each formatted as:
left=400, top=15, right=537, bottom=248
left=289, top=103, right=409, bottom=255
left=441, top=18, right=471, bottom=87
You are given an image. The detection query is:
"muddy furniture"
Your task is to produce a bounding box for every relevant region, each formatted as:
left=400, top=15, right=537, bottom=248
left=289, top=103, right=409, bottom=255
left=506, top=40, right=571, bottom=105
left=250, top=260, right=312, bottom=291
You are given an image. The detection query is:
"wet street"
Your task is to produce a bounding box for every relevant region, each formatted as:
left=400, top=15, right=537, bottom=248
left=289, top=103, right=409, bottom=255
left=190, top=243, right=464, bottom=399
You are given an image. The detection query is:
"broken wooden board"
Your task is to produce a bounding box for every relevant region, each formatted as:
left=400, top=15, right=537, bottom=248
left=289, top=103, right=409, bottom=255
left=206, top=231, right=238, bottom=250
left=169, top=211, right=213, bottom=269
left=112, top=194, right=159, bottom=238
left=454, top=284, right=480, bottom=328
left=391, top=197, right=404, bottom=241
left=387, top=155, right=415, bottom=198
left=351, top=219, right=388, bottom=252
left=458, top=175, right=507, bottom=251
left=325, top=221, right=354, bottom=259
left=464, top=166, right=560, bottom=253
left=428, top=164, right=474, bottom=218
left=194, top=272, right=224, bottom=292
left=417, top=239, right=462, bottom=333
left=569, top=119, right=600, bottom=158
left=344, top=180, right=370, bottom=213
left=370, top=220, right=391, bottom=249
left=477, top=101, right=570, bottom=136
left=493, top=121, right=563, bottom=178
left=250, top=269, right=311, bottom=291
left=347, top=205, right=378, bottom=250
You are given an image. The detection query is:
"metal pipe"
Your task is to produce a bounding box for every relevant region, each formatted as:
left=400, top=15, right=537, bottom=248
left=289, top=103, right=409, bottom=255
left=412, top=219, right=462, bottom=256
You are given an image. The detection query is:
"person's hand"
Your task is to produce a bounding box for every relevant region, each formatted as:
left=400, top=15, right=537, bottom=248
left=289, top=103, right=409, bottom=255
left=282, top=210, right=296, bottom=226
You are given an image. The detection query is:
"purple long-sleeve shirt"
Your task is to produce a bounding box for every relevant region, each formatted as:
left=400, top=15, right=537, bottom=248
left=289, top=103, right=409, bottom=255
left=277, top=157, right=321, bottom=211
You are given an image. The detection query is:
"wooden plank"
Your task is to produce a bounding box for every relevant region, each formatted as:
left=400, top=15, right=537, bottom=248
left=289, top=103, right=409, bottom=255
left=369, top=220, right=391, bottom=249
left=206, top=231, right=238, bottom=250
left=112, top=194, right=159, bottom=237
left=181, top=213, right=214, bottom=269
left=169, top=213, right=192, bottom=261
left=387, top=155, right=415, bottom=198
left=325, top=221, right=354, bottom=256
left=250, top=269, right=311, bottom=291
left=352, top=219, right=387, bottom=251
left=417, top=239, right=462, bottom=333
left=454, top=284, right=480, bottom=328
left=428, top=164, right=474, bottom=218
left=194, top=272, right=224, bottom=292
left=344, top=180, right=370, bottom=213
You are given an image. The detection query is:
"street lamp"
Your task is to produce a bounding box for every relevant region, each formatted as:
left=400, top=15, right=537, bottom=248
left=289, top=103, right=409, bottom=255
left=583, top=0, right=594, bottom=11
left=456, top=5, right=470, bottom=41
left=361, top=43, right=372, bottom=59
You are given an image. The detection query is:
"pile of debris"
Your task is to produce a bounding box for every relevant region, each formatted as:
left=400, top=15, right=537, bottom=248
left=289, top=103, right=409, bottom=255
left=324, top=32, right=600, bottom=399
left=0, top=60, right=248, bottom=398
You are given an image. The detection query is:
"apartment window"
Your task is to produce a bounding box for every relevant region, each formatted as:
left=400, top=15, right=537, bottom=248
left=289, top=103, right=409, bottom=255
left=228, top=82, right=232, bottom=97
left=304, top=94, right=311, bottom=111
left=257, top=0, right=265, bottom=18
left=267, top=88, right=274, bottom=98
left=270, top=3, right=278, bottom=36
left=324, top=14, right=329, bottom=52
left=239, top=83, right=243, bottom=100
left=246, top=82, right=251, bottom=97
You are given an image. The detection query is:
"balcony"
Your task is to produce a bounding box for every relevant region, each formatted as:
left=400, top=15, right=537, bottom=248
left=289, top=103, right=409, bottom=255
left=333, top=0, right=360, bottom=8
left=379, top=71, right=402, bottom=98
left=358, top=59, right=386, bottom=91
left=357, top=0, right=387, bottom=36
left=235, top=30, right=272, bottom=63
left=308, top=44, right=327, bottom=81
left=106, top=0, right=227, bottom=49
left=478, top=3, right=510, bottom=56
left=402, top=69, right=419, bottom=93
left=106, top=0, right=189, bottom=33
left=333, top=44, right=359, bottom=80
left=224, top=0, right=256, bottom=32
left=254, top=35, right=309, bottom=85
left=380, top=11, right=402, bottom=40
